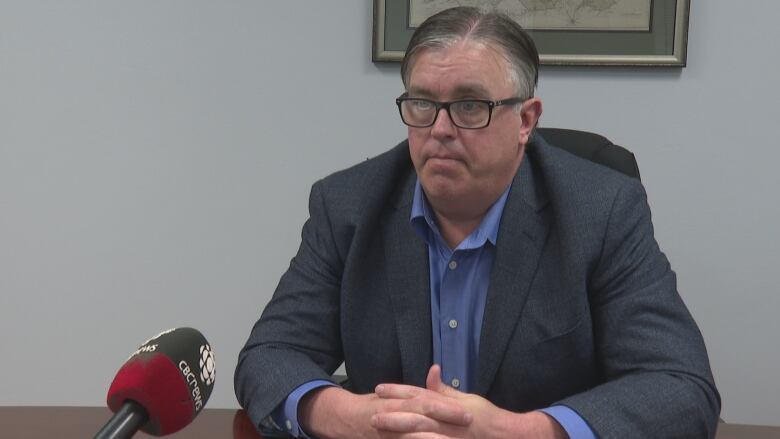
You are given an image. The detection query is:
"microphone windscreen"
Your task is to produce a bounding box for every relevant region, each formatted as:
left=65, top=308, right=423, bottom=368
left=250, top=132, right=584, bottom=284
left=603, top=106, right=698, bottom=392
left=106, top=327, right=216, bottom=436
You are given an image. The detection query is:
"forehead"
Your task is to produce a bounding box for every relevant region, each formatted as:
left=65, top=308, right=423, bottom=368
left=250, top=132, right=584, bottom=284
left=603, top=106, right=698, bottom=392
left=407, top=41, right=513, bottom=97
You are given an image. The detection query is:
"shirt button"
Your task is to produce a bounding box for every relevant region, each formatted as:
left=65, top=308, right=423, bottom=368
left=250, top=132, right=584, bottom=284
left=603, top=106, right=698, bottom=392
left=448, top=319, right=458, bottom=329
left=285, top=420, right=293, bottom=431
left=451, top=378, right=460, bottom=388
left=448, top=260, right=457, bottom=270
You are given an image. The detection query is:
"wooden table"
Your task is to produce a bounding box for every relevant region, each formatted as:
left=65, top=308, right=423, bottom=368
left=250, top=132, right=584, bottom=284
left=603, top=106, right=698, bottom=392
left=1, top=407, right=778, bottom=438
left=0, top=407, right=256, bottom=439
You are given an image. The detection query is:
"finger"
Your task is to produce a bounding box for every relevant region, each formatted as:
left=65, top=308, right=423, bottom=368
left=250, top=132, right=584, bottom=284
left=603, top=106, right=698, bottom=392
left=395, top=395, right=472, bottom=426
left=372, top=412, right=468, bottom=438
left=376, top=432, right=450, bottom=439
left=425, top=364, right=464, bottom=398
left=375, top=383, right=424, bottom=399
left=425, top=364, right=443, bottom=392
left=375, top=392, right=472, bottom=426
left=371, top=412, right=440, bottom=433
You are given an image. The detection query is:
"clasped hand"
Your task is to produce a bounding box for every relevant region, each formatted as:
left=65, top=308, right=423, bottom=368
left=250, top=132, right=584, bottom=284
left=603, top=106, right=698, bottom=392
left=301, top=364, right=565, bottom=439
left=368, top=364, right=506, bottom=439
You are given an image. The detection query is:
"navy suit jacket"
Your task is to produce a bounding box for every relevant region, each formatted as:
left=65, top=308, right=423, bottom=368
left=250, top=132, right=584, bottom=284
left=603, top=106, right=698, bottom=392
left=235, top=133, right=720, bottom=438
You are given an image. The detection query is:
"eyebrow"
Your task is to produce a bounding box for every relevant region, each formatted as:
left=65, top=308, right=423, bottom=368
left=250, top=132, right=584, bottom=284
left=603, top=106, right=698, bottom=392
left=406, top=86, right=434, bottom=98
left=407, top=83, right=493, bottom=99
left=452, top=83, right=492, bottom=97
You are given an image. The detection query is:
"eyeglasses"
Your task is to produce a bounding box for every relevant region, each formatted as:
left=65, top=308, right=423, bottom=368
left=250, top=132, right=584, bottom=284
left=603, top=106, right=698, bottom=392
left=395, top=94, right=526, bottom=129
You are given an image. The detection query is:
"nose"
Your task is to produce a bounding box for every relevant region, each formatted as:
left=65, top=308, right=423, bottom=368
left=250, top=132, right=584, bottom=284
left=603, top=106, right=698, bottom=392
left=430, top=107, right=457, bottom=139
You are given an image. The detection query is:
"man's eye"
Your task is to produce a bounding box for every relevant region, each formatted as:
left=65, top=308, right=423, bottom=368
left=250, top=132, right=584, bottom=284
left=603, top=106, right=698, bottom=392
left=412, top=100, right=433, bottom=110
left=457, top=101, right=479, bottom=113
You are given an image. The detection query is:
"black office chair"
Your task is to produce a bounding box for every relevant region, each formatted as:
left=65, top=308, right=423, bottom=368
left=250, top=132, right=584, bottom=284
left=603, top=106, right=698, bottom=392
left=534, top=127, right=640, bottom=180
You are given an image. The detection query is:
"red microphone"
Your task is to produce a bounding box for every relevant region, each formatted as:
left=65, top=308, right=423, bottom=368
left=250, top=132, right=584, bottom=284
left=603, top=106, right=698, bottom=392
left=94, top=327, right=216, bottom=439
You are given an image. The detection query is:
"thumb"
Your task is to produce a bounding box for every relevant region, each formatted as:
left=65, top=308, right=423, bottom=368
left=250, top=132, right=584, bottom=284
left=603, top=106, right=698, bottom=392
left=426, top=364, right=462, bottom=397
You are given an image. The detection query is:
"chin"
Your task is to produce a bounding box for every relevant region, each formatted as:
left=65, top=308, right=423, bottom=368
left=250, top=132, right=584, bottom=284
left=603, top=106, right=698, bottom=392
left=421, top=179, right=465, bottom=202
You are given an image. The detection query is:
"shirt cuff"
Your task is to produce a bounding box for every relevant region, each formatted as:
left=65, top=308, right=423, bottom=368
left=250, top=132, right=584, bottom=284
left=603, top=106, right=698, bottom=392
left=271, top=380, right=337, bottom=438
left=539, top=405, right=597, bottom=439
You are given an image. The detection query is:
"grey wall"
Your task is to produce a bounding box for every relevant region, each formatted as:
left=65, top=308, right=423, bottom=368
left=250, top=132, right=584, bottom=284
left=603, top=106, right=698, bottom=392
left=1, top=0, right=778, bottom=426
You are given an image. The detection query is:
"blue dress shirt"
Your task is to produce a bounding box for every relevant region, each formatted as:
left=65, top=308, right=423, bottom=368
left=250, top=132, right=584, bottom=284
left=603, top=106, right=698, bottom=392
left=409, top=179, right=502, bottom=393
left=271, top=180, right=596, bottom=439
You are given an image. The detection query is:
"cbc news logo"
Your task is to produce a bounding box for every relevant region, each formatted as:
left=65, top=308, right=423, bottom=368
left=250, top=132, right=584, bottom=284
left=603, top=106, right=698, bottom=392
left=199, top=344, right=216, bottom=386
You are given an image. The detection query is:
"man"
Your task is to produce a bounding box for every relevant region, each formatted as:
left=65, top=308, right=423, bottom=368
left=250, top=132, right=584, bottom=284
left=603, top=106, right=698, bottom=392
left=235, top=7, right=720, bottom=439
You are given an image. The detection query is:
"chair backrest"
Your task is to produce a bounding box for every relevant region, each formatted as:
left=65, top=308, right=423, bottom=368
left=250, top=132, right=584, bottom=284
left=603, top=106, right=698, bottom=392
left=535, top=128, right=640, bottom=180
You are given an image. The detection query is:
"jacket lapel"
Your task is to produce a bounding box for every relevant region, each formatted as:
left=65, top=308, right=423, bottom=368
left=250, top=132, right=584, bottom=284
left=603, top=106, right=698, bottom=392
left=381, top=172, right=432, bottom=387
left=475, top=156, right=550, bottom=396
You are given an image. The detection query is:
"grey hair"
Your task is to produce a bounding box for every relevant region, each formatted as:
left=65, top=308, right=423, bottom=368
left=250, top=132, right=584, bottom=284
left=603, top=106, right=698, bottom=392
left=400, top=6, right=539, bottom=99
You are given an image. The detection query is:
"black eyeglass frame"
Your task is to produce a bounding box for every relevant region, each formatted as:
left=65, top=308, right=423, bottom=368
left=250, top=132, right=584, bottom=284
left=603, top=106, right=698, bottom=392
left=395, top=94, right=527, bottom=129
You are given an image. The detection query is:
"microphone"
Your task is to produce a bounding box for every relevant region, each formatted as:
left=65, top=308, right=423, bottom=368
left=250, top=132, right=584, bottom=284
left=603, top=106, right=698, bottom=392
left=94, top=327, right=216, bottom=439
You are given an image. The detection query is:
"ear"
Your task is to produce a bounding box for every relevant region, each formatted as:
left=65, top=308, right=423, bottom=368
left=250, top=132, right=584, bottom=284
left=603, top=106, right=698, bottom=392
left=518, top=97, right=543, bottom=146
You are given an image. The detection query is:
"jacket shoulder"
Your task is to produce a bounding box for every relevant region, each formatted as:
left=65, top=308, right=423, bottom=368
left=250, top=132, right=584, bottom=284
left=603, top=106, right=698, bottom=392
left=311, top=140, right=414, bottom=224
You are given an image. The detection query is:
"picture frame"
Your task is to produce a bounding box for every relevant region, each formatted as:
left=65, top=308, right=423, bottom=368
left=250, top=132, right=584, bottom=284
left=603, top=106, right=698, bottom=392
left=373, top=0, right=690, bottom=67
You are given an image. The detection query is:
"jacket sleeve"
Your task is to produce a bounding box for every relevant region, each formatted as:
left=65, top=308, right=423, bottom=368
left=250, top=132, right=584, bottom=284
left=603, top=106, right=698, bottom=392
left=559, top=180, right=721, bottom=439
left=234, top=180, right=346, bottom=428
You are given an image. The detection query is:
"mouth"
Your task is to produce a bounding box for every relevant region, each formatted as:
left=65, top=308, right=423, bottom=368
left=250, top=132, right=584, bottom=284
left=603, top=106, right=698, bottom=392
left=428, top=155, right=462, bottom=163
left=425, top=155, right=465, bottom=173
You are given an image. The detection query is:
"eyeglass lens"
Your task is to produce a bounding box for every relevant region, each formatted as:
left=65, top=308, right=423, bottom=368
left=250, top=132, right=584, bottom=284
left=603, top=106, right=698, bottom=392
left=400, top=99, right=491, bottom=128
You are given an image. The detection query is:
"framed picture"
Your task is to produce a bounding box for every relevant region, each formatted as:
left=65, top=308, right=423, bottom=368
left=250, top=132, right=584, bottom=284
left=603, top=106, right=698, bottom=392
left=373, top=0, right=690, bottom=67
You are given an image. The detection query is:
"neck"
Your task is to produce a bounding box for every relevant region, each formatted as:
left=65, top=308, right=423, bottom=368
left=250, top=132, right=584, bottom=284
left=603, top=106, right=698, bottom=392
left=432, top=208, right=484, bottom=249
left=427, top=185, right=503, bottom=249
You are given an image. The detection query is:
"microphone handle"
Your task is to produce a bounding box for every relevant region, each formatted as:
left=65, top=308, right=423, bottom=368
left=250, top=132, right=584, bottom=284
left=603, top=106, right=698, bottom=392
left=93, top=400, right=149, bottom=439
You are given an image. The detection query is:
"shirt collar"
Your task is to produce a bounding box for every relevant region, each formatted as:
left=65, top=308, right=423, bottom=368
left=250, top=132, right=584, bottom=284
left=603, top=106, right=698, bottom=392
left=410, top=179, right=511, bottom=250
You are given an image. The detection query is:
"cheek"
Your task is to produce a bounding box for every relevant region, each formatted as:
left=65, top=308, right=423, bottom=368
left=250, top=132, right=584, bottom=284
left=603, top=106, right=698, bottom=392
left=407, top=134, right=425, bottom=170
left=408, top=127, right=427, bottom=145
left=460, top=133, right=499, bottom=166
left=465, top=134, right=519, bottom=173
